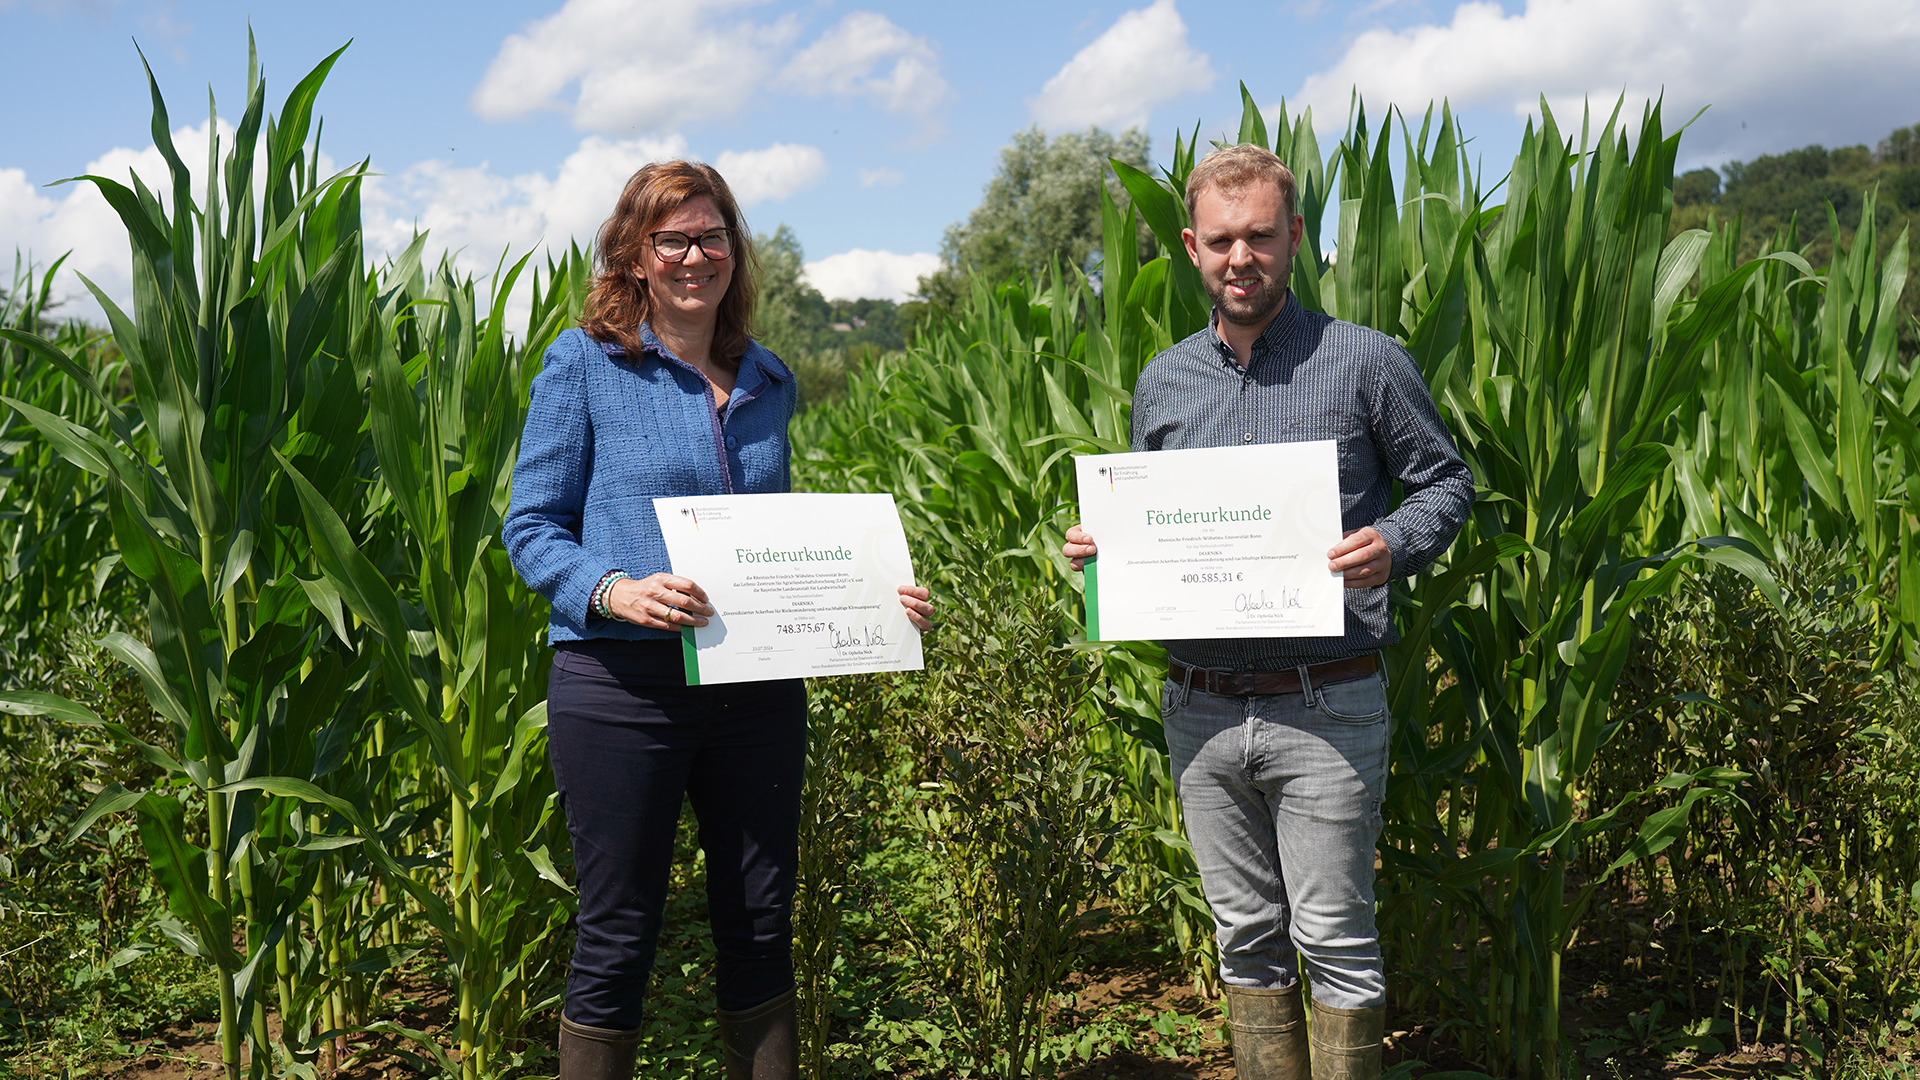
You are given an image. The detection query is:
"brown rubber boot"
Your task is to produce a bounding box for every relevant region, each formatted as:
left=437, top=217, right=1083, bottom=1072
left=557, top=1015, right=642, bottom=1080
left=1308, top=1002, right=1385, bottom=1080
left=717, top=987, right=798, bottom=1080
left=1224, top=983, right=1308, bottom=1080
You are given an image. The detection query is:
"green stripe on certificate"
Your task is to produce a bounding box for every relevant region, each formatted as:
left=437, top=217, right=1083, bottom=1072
left=1084, top=558, right=1100, bottom=641
left=681, top=626, right=701, bottom=685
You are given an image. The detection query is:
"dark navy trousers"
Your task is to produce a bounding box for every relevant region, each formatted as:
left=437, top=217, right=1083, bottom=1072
left=546, top=638, right=806, bottom=1028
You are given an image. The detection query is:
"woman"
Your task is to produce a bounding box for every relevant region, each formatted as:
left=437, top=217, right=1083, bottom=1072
left=503, top=161, right=933, bottom=1080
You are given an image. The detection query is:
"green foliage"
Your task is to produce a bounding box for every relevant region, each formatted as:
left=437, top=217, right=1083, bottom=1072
left=1601, top=543, right=1920, bottom=1054
left=0, top=256, right=133, bottom=664
left=919, top=126, right=1155, bottom=313
left=3, top=35, right=1918, bottom=1080
left=0, top=613, right=217, bottom=1079
left=755, top=224, right=825, bottom=361
left=1883, top=123, right=1920, bottom=168
left=753, top=225, right=912, bottom=412
left=1674, top=167, right=1721, bottom=207
left=1579, top=1000, right=1731, bottom=1060
left=0, top=40, right=584, bottom=1080
left=911, top=542, right=1122, bottom=1079
left=1673, top=119, right=1920, bottom=359
left=801, top=84, right=1919, bottom=1076
left=788, top=652, right=1214, bottom=1079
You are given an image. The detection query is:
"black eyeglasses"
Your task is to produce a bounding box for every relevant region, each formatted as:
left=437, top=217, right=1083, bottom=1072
left=649, top=228, right=735, bottom=263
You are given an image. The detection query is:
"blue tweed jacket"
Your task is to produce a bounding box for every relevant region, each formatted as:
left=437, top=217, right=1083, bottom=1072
left=503, top=325, right=797, bottom=643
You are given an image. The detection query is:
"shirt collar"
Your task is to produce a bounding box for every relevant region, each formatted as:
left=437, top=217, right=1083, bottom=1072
left=600, top=323, right=795, bottom=386
left=1209, top=291, right=1303, bottom=367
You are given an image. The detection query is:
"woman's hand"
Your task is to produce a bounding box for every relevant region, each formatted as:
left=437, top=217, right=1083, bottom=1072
left=607, top=573, right=715, bottom=630
left=1062, top=524, right=1098, bottom=571
left=898, top=585, right=934, bottom=633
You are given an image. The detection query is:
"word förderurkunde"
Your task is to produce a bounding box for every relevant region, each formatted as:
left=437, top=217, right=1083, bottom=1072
left=735, top=545, right=855, bottom=564
left=1143, top=505, right=1273, bottom=526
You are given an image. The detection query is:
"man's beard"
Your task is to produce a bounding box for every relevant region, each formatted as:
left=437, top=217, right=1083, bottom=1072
left=1207, top=262, right=1289, bottom=326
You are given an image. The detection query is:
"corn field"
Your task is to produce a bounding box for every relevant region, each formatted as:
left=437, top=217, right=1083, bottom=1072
left=1, top=42, right=1916, bottom=1080
left=791, top=89, right=1919, bottom=1075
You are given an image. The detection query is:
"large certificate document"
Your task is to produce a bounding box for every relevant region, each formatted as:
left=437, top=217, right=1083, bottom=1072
left=1074, top=443, right=1345, bottom=641
left=653, top=493, right=924, bottom=685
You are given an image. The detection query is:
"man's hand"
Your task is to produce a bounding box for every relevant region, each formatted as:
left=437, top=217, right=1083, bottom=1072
left=1063, top=524, right=1098, bottom=571
left=898, top=585, right=935, bottom=632
left=1329, top=527, right=1390, bottom=588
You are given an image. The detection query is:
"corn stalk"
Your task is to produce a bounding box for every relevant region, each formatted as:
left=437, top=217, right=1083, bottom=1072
left=0, top=36, right=371, bottom=1079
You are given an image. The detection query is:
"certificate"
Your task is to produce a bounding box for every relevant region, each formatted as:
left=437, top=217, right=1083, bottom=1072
left=653, top=493, right=924, bottom=685
left=1074, top=443, right=1345, bottom=641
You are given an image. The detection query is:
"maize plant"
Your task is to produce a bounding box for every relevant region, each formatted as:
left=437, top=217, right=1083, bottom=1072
left=270, top=248, right=581, bottom=1079
left=0, top=41, right=585, bottom=1080
left=1, top=31, right=1913, bottom=1076
left=0, top=37, right=379, bottom=1079
left=797, top=84, right=1911, bottom=1075
left=1, top=254, right=131, bottom=658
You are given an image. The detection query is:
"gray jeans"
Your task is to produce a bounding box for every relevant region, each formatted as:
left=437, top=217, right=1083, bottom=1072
left=1162, top=669, right=1390, bottom=1010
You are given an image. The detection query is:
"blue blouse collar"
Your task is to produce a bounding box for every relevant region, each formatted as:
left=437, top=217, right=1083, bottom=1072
left=598, top=323, right=795, bottom=386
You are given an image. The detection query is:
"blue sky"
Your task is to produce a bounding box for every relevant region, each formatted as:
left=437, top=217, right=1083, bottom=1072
left=4, top=0, right=1917, bottom=315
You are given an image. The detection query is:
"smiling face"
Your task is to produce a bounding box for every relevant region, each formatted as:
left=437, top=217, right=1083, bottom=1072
left=634, top=195, right=734, bottom=332
left=1182, top=181, right=1304, bottom=329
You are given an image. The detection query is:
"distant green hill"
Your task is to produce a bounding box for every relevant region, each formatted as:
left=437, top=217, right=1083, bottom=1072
left=1675, top=121, right=1918, bottom=358
left=753, top=225, right=919, bottom=411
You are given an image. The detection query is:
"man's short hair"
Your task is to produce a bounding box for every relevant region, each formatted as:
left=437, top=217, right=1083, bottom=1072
left=1184, top=144, right=1298, bottom=225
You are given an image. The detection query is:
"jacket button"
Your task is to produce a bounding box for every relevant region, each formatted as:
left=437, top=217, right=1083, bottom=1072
left=1243, top=432, right=1254, bottom=443
left=725, top=434, right=739, bottom=450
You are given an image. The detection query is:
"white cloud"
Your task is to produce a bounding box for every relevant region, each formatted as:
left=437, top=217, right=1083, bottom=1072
left=1029, top=0, right=1214, bottom=131
left=361, top=134, right=689, bottom=280
left=1289, top=0, right=1920, bottom=165
left=0, top=119, right=232, bottom=321
left=471, top=0, right=799, bottom=134
left=777, top=12, right=949, bottom=121
left=713, top=143, right=828, bottom=207
left=858, top=167, right=904, bottom=188
left=803, top=249, right=940, bottom=302
left=1, top=124, right=684, bottom=326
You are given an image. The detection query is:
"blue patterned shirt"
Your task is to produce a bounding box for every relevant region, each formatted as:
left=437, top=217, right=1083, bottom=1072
left=1129, top=294, right=1474, bottom=669
left=504, top=325, right=797, bottom=643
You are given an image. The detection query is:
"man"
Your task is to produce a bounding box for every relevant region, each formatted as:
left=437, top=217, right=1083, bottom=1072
left=1062, top=145, right=1472, bottom=1080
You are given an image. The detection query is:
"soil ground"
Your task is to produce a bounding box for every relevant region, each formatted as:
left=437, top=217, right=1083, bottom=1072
left=82, top=917, right=1920, bottom=1080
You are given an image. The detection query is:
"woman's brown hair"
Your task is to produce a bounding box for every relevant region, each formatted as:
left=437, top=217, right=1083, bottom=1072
left=581, top=160, right=759, bottom=362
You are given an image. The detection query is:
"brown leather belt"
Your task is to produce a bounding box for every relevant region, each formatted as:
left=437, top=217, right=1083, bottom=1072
left=1166, top=654, right=1378, bottom=697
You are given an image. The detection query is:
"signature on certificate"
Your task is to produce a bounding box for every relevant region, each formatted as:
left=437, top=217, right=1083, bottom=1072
left=831, top=624, right=890, bottom=649
left=1235, top=588, right=1305, bottom=612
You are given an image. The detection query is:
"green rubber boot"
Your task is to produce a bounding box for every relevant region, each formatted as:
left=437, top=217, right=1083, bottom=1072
left=1308, top=1001, right=1385, bottom=1080
left=717, top=988, right=797, bottom=1080
left=1224, top=983, right=1309, bottom=1079
left=557, top=1015, right=641, bottom=1080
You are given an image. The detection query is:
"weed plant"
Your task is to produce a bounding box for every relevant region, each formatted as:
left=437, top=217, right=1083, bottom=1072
left=784, top=545, right=1133, bottom=1078
left=910, top=544, right=1123, bottom=1079
left=0, top=614, right=210, bottom=1078
left=1596, top=541, right=1920, bottom=1064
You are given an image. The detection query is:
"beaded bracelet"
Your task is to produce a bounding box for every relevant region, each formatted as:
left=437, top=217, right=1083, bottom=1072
left=590, top=570, right=631, bottom=619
